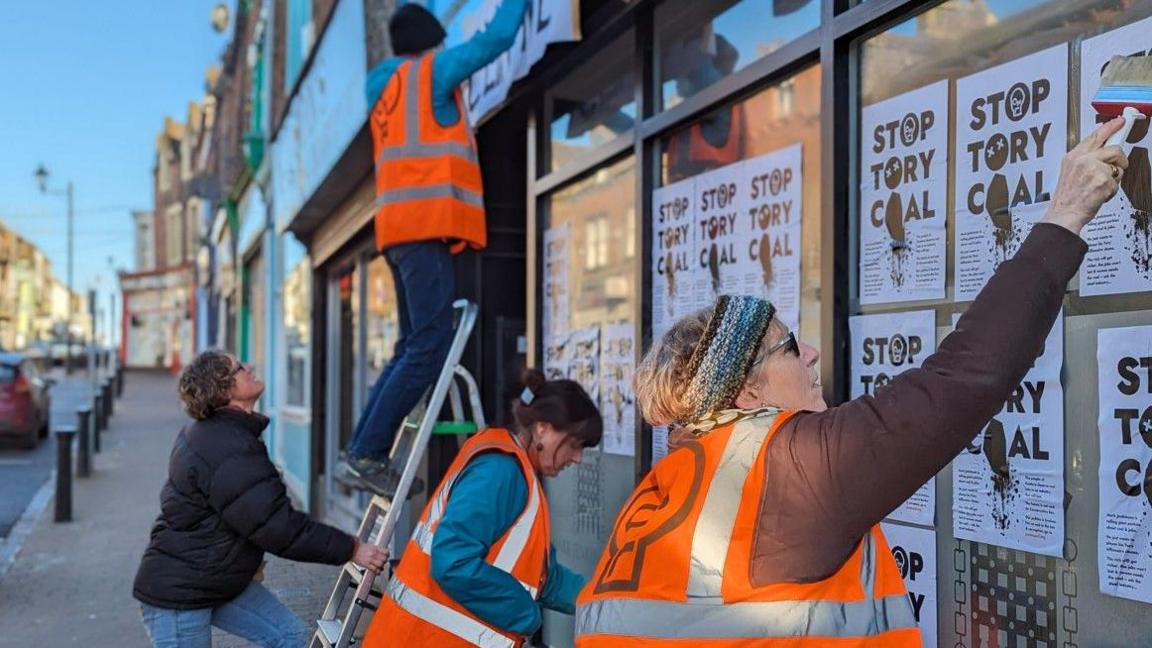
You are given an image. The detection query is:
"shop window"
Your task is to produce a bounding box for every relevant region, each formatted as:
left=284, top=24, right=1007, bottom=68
left=548, top=31, right=636, bottom=173
left=858, top=0, right=1152, bottom=310
left=657, top=65, right=822, bottom=342
left=363, top=254, right=400, bottom=392
left=539, top=157, right=639, bottom=637
left=655, top=0, right=818, bottom=111
left=282, top=234, right=310, bottom=408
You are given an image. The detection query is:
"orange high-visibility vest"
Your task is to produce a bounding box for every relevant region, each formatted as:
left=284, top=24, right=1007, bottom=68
left=362, top=428, right=550, bottom=648
left=370, top=53, right=486, bottom=254
left=575, top=410, right=922, bottom=647
left=665, top=103, right=745, bottom=180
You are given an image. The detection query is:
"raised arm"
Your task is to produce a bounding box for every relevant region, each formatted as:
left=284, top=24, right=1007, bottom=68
left=753, top=116, right=1130, bottom=582
left=433, top=0, right=529, bottom=93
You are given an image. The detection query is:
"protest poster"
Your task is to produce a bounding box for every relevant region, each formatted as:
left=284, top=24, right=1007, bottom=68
left=952, top=314, right=1064, bottom=557
left=739, top=144, right=803, bottom=328
left=1079, top=17, right=1152, bottom=297
left=600, top=322, right=636, bottom=456
left=1097, top=324, right=1152, bottom=603
left=850, top=310, right=937, bottom=526
left=954, top=45, right=1068, bottom=301
left=881, top=522, right=938, bottom=648
left=652, top=177, right=699, bottom=340
left=860, top=81, right=948, bottom=304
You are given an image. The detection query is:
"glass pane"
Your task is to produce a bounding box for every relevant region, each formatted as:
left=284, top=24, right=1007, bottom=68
left=364, top=254, right=401, bottom=392
left=656, top=0, right=819, bottom=111
left=548, top=31, right=636, bottom=173
left=859, top=0, right=1152, bottom=311
left=283, top=235, right=310, bottom=408
left=658, top=65, right=822, bottom=343
left=540, top=155, right=638, bottom=646
left=246, top=253, right=266, bottom=374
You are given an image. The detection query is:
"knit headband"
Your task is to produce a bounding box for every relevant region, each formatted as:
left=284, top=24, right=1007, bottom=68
left=682, top=295, right=777, bottom=422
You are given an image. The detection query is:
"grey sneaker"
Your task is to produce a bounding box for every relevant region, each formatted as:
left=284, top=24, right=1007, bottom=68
left=345, top=456, right=425, bottom=499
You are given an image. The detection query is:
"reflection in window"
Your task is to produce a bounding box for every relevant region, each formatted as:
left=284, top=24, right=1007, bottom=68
left=859, top=0, right=1152, bottom=309
left=547, top=157, right=637, bottom=329
left=659, top=66, right=822, bottom=343
left=282, top=235, right=310, bottom=408
left=655, top=0, right=819, bottom=111
left=862, top=0, right=1152, bottom=105
left=549, top=32, right=636, bottom=172
left=364, top=254, right=400, bottom=392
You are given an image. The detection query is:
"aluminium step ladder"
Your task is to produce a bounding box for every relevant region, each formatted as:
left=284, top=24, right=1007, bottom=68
left=311, top=299, right=486, bottom=648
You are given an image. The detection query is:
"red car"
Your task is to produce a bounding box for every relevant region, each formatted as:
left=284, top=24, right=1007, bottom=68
left=0, top=352, right=52, bottom=449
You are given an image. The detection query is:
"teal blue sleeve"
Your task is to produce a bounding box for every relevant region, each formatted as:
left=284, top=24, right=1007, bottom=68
left=429, top=452, right=541, bottom=636
left=364, top=58, right=402, bottom=107
left=539, top=545, right=586, bottom=614
left=429, top=0, right=528, bottom=125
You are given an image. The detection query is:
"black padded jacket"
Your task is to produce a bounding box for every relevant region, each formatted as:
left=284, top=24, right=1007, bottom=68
left=133, top=407, right=354, bottom=609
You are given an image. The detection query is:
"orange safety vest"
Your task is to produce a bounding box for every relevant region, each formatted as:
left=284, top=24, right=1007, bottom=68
left=665, top=103, right=746, bottom=181
left=575, top=410, right=922, bottom=648
left=370, top=53, right=486, bottom=254
left=363, top=428, right=551, bottom=648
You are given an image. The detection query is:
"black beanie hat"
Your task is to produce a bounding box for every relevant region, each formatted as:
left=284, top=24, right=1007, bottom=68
left=389, top=4, right=447, bottom=56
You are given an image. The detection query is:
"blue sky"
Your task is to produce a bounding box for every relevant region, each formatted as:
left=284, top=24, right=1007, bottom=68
left=0, top=1, right=232, bottom=341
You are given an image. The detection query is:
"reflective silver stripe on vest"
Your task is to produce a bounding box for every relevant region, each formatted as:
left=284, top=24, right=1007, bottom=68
left=377, top=140, right=478, bottom=164
left=409, top=444, right=541, bottom=598
left=373, top=184, right=483, bottom=209
left=492, top=475, right=541, bottom=573
left=686, top=416, right=776, bottom=600
left=377, top=55, right=477, bottom=167
left=388, top=576, right=516, bottom=648
left=575, top=592, right=917, bottom=640
left=861, top=530, right=877, bottom=599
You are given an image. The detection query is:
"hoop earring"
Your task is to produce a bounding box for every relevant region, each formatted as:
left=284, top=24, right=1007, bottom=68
left=535, top=442, right=544, bottom=451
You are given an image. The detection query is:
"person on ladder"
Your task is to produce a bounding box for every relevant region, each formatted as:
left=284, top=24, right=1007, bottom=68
left=362, top=369, right=597, bottom=647
left=344, top=0, right=529, bottom=497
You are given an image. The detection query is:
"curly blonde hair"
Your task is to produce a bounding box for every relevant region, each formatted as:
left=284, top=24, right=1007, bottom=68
left=178, top=350, right=236, bottom=420
left=635, top=308, right=786, bottom=425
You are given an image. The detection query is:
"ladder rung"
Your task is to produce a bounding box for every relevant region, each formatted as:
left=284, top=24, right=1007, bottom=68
left=432, top=421, right=478, bottom=435
left=316, top=619, right=342, bottom=646
left=344, top=563, right=388, bottom=598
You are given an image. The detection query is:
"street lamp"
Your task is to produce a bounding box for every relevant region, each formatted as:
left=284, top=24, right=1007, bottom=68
left=33, top=164, right=75, bottom=375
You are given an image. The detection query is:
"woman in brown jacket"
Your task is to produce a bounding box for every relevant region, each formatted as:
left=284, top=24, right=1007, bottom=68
left=575, top=116, right=1132, bottom=644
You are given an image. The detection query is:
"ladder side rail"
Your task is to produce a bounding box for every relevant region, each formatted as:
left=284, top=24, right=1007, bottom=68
left=453, top=365, right=487, bottom=430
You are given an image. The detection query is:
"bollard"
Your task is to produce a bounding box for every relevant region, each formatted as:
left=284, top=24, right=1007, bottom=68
left=55, top=426, right=76, bottom=523
left=94, top=392, right=105, bottom=435
left=78, top=406, right=96, bottom=454
left=116, top=366, right=124, bottom=398
left=104, top=379, right=114, bottom=418
left=77, top=408, right=91, bottom=478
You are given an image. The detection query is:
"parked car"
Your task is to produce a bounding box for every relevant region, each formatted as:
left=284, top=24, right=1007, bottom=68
left=0, top=352, right=52, bottom=449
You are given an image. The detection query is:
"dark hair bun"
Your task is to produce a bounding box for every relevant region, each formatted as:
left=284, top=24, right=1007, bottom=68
left=520, top=367, right=547, bottom=393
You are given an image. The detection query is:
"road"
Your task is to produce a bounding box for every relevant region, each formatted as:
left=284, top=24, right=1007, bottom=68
left=0, top=369, right=104, bottom=538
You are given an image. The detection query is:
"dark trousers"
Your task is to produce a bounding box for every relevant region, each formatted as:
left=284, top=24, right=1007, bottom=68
left=347, top=241, right=455, bottom=460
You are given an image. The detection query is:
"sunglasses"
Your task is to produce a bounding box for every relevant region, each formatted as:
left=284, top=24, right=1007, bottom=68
left=751, top=332, right=800, bottom=368
left=231, top=362, right=253, bottom=377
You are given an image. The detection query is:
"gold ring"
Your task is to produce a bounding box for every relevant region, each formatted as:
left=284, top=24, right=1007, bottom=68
left=1111, top=164, right=1123, bottom=181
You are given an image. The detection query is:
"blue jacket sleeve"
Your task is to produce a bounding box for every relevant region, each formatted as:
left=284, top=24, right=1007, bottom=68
left=364, top=58, right=401, bottom=108
left=538, top=545, right=586, bottom=614
left=430, top=0, right=528, bottom=122
left=429, top=452, right=541, bottom=636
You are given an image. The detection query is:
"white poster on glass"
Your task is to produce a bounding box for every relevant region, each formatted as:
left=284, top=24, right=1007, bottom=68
left=952, top=314, right=1064, bottom=557
left=954, top=44, right=1068, bottom=302
left=881, top=522, right=938, bottom=648
left=739, top=144, right=803, bottom=329
left=599, top=322, right=636, bottom=457
left=652, top=177, right=699, bottom=340
left=1079, top=17, right=1152, bottom=297
left=860, top=81, right=949, bottom=305
left=1097, top=324, right=1152, bottom=604
left=543, top=223, right=570, bottom=343
left=850, top=310, right=937, bottom=526
left=693, top=163, right=750, bottom=308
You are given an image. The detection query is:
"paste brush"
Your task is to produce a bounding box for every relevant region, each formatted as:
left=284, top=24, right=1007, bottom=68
left=1091, top=55, right=1152, bottom=146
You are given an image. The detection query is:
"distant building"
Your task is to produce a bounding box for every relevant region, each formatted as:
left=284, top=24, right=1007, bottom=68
left=0, top=219, right=85, bottom=351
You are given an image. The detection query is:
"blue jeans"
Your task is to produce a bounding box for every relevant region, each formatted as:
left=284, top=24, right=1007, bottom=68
left=139, top=582, right=310, bottom=648
left=348, top=241, right=456, bottom=460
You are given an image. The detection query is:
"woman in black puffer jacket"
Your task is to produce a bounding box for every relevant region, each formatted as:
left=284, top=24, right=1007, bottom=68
left=133, top=350, right=388, bottom=648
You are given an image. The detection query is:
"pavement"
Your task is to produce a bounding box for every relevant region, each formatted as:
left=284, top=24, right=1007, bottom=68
left=0, top=371, right=339, bottom=647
